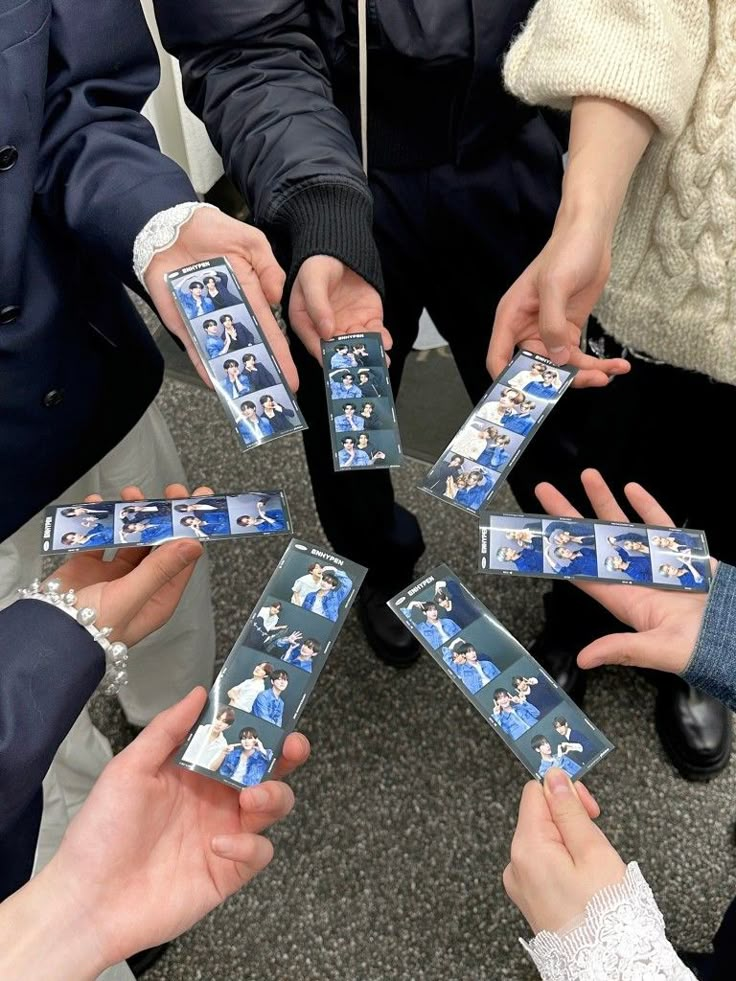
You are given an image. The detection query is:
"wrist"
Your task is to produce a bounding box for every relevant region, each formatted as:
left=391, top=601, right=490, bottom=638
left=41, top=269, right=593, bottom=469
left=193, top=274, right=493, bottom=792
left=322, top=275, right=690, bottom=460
left=0, top=861, right=110, bottom=981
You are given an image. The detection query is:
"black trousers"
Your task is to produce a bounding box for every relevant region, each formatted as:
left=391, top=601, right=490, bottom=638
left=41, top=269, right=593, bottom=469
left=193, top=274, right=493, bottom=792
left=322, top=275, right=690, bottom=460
left=288, top=114, right=564, bottom=583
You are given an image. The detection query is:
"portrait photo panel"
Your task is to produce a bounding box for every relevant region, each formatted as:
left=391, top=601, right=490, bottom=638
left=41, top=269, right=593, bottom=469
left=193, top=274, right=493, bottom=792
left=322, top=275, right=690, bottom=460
left=226, top=491, right=290, bottom=536
left=46, top=503, right=116, bottom=553
left=114, top=500, right=173, bottom=546
left=514, top=704, right=614, bottom=784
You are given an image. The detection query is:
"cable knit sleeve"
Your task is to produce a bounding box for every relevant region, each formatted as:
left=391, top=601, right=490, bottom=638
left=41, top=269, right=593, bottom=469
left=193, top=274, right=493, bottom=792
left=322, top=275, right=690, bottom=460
left=503, top=0, right=711, bottom=139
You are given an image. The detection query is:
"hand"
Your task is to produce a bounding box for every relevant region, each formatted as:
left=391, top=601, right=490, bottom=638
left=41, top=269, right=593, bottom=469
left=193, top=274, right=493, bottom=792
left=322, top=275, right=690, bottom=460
left=504, top=772, right=625, bottom=934
left=286, top=630, right=303, bottom=644
left=143, top=208, right=297, bottom=390
left=487, top=210, right=630, bottom=388
left=48, top=482, right=210, bottom=648
left=536, top=469, right=713, bottom=673
left=289, top=256, right=392, bottom=361
left=22, top=688, right=310, bottom=975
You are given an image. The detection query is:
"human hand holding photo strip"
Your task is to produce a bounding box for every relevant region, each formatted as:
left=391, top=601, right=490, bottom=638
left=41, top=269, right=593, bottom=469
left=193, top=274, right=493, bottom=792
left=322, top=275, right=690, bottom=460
left=479, top=512, right=711, bottom=592
left=166, top=257, right=307, bottom=450
left=43, top=491, right=291, bottom=554
left=421, top=350, right=577, bottom=515
left=389, top=566, right=614, bottom=782
left=178, top=540, right=367, bottom=791
left=321, top=333, right=403, bottom=471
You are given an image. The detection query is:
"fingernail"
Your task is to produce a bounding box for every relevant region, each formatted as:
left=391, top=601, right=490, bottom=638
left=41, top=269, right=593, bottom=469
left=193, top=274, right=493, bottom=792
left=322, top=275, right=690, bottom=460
left=546, top=768, right=572, bottom=795
left=212, top=835, right=234, bottom=856
left=245, top=787, right=269, bottom=808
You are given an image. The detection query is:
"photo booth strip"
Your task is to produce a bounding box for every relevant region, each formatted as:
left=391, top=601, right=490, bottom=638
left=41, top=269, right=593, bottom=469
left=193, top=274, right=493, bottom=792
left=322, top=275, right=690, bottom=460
left=166, top=257, right=307, bottom=450
left=389, top=565, right=614, bottom=782
left=419, top=350, right=577, bottom=516
left=321, top=332, right=403, bottom=472
left=177, top=539, right=367, bottom=791
left=479, top=512, right=712, bottom=593
left=42, top=491, right=292, bottom=554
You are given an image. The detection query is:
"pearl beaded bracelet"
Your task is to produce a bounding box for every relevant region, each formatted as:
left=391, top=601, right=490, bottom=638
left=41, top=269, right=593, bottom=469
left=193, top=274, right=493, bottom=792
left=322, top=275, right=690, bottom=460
left=19, top=577, right=129, bottom=695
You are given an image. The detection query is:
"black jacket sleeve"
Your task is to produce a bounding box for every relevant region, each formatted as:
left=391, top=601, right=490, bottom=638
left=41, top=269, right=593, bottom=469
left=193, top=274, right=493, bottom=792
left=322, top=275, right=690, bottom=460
left=35, top=0, right=197, bottom=291
left=154, top=0, right=383, bottom=292
left=0, top=601, right=105, bottom=836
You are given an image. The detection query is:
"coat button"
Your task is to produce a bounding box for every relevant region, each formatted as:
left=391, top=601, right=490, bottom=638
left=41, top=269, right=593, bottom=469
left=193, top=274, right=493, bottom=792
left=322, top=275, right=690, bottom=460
left=43, top=389, right=65, bottom=407
left=0, top=145, right=18, bottom=171
left=0, top=304, right=20, bottom=324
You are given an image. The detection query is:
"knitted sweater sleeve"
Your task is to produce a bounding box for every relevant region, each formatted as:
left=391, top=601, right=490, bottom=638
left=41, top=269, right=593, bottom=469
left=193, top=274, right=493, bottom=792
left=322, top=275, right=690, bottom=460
left=503, top=0, right=710, bottom=139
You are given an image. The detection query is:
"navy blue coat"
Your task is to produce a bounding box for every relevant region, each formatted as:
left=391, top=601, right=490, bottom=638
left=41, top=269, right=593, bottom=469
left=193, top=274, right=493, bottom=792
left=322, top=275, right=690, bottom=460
left=0, top=601, right=104, bottom=901
left=0, top=0, right=196, bottom=540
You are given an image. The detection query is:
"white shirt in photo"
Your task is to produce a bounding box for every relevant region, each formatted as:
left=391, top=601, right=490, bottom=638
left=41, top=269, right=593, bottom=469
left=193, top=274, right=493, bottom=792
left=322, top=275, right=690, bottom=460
left=229, top=677, right=266, bottom=713
left=292, top=573, right=320, bottom=606
left=181, top=725, right=227, bottom=770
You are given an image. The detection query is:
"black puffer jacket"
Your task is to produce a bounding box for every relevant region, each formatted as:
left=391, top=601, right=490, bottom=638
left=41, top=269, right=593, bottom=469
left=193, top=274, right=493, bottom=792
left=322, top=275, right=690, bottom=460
left=156, top=0, right=548, bottom=291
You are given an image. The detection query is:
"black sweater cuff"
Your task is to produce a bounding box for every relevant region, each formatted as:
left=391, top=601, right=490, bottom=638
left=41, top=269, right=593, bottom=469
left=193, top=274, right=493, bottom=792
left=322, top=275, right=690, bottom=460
left=274, top=182, right=384, bottom=298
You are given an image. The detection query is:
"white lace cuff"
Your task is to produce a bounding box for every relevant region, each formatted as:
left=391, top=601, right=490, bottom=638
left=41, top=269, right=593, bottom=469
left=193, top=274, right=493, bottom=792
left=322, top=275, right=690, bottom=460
left=521, top=863, right=696, bottom=981
left=133, top=202, right=219, bottom=287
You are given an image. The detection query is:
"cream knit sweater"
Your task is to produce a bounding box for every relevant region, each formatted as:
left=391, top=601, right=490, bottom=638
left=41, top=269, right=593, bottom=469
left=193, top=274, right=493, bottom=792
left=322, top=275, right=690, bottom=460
left=504, top=1, right=736, bottom=385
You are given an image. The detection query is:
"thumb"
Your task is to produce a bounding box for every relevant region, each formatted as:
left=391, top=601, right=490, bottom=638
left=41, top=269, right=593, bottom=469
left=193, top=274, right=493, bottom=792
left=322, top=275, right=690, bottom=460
left=118, top=687, right=209, bottom=775
left=243, top=229, right=286, bottom=306
left=538, top=274, right=572, bottom=365
left=577, top=631, right=654, bottom=671
left=108, top=538, right=203, bottom=625
left=544, top=768, right=603, bottom=862
left=298, top=266, right=335, bottom=335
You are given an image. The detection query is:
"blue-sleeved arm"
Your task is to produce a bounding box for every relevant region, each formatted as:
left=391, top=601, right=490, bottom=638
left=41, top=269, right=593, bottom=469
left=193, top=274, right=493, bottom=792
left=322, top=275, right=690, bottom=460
left=682, top=563, right=736, bottom=712
left=36, top=0, right=196, bottom=290
left=0, top=601, right=105, bottom=834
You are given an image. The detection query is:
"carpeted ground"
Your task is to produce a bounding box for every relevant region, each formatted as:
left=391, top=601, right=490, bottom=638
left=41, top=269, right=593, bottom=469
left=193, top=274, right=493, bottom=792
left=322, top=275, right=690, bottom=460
left=89, top=345, right=736, bottom=981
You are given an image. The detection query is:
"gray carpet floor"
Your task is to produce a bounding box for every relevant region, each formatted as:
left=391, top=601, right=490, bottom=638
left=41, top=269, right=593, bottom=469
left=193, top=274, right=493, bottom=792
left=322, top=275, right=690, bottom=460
left=90, top=356, right=736, bottom=981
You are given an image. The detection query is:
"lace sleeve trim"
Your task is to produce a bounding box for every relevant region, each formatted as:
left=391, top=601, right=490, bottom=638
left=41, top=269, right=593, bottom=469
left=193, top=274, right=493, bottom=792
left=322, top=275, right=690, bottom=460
left=521, top=862, right=696, bottom=981
left=132, top=202, right=218, bottom=286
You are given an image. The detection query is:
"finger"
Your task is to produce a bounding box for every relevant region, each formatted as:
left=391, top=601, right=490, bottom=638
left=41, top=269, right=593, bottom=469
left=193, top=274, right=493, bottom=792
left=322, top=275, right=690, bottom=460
left=210, top=831, right=274, bottom=881
left=623, top=482, right=675, bottom=527
left=271, top=732, right=311, bottom=780
left=83, top=493, right=104, bottom=504
left=538, top=278, right=573, bottom=365
left=237, top=781, right=296, bottom=834
left=580, top=469, right=629, bottom=522
left=535, top=481, right=584, bottom=519
left=578, top=630, right=660, bottom=671
left=288, top=306, right=324, bottom=362
left=119, top=485, right=146, bottom=502
left=298, top=270, right=335, bottom=335
left=119, top=687, right=209, bottom=775
left=502, top=862, right=519, bottom=902
left=191, top=486, right=214, bottom=498
left=106, top=538, right=203, bottom=626
left=575, top=782, right=600, bottom=820
left=564, top=348, right=630, bottom=378
left=513, top=780, right=554, bottom=841
left=163, top=483, right=190, bottom=500
left=243, top=227, right=286, bottom=307
left=543, top=768, right=607, bottom=863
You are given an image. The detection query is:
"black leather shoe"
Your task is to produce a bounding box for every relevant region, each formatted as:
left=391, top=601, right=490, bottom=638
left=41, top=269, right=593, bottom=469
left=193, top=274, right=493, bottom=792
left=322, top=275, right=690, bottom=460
left=655, top=677, right=732, bottom=781
left=127, top=943, right=170, bottom=977
left=528, top=631, right=587, bottom=707
left=677, top=949, right=714, bottom=980
left=358, top=580, right=421, bottom=668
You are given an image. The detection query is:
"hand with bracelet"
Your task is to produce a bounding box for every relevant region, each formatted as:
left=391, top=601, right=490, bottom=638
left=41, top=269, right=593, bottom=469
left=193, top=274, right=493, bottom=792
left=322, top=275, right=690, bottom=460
left=29, top=481, right=213, bottom=693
